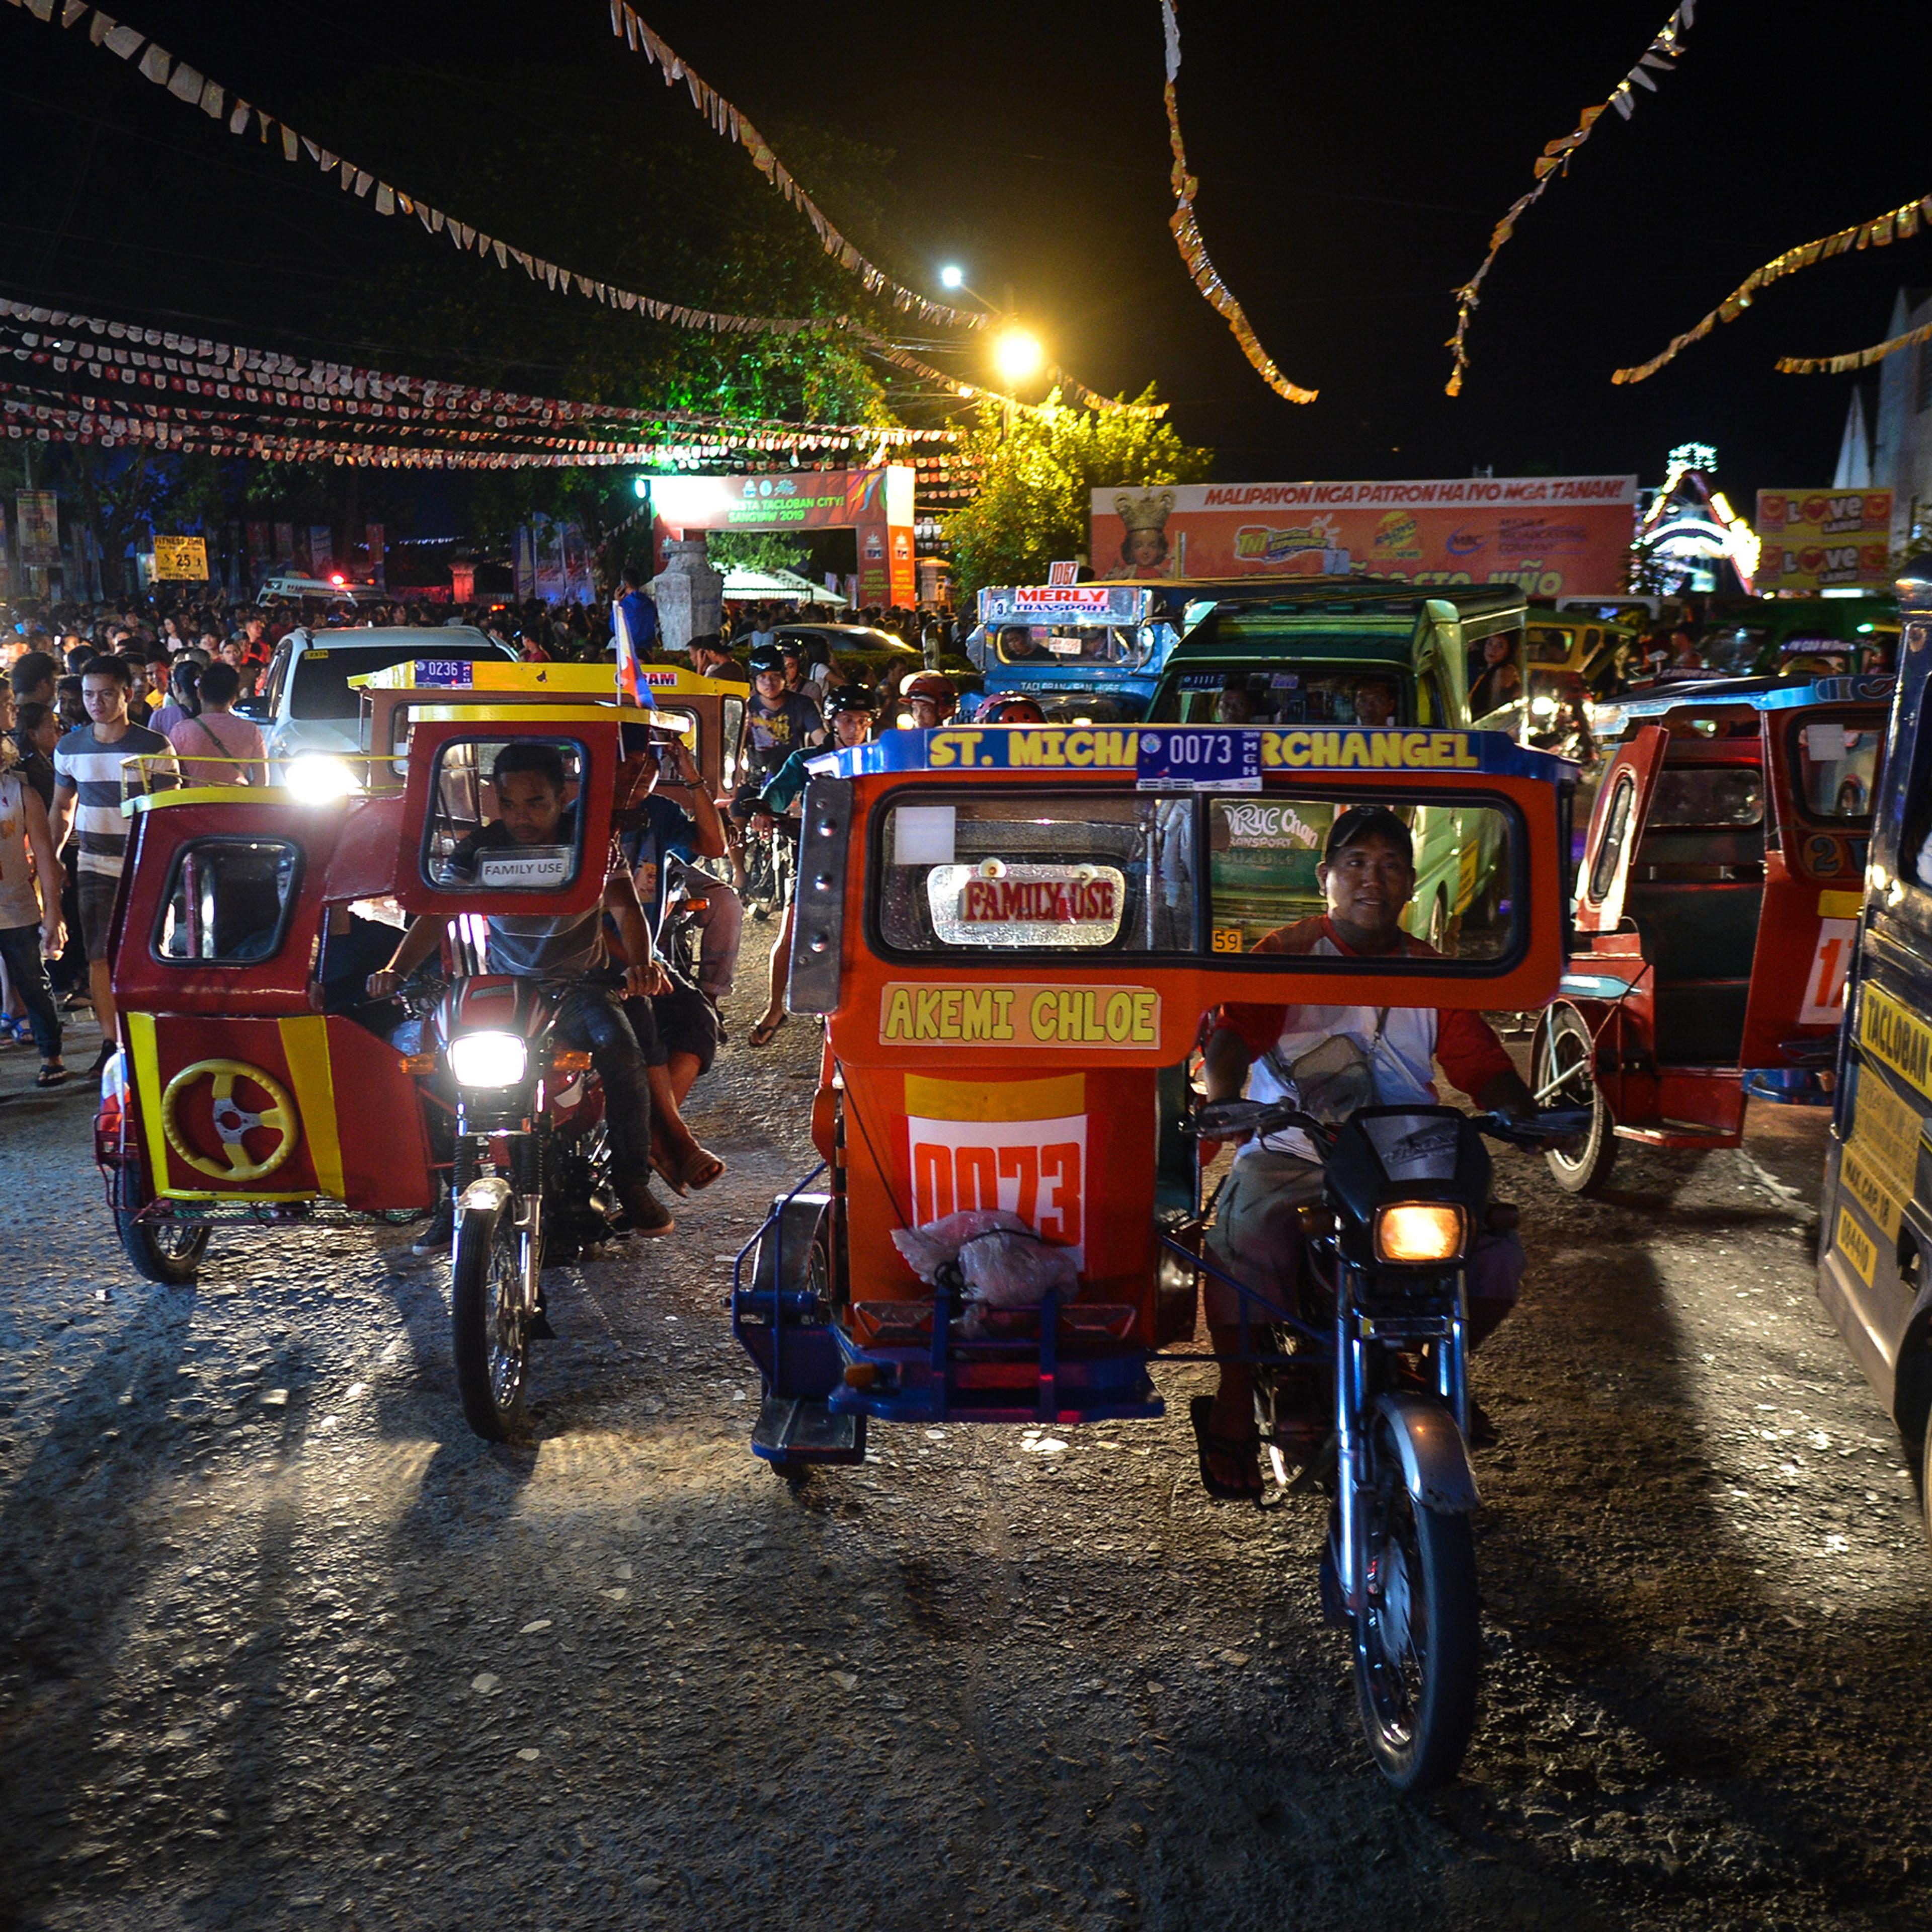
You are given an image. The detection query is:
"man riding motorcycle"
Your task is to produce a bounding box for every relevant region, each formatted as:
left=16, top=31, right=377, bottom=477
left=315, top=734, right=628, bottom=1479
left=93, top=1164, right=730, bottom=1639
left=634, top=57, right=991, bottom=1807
left=366, top=740, right=684, bottom=1236
left=746, top=683, right=875, bottom=1049
left=901, top=671, right=958, bottom=730
left=1194, top=805, right=1535, bottom=1498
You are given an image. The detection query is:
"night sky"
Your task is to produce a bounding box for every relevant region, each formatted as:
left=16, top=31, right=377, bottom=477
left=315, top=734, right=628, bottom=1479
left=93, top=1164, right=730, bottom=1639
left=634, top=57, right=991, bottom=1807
left=1, top=0, right=1923, bottom=504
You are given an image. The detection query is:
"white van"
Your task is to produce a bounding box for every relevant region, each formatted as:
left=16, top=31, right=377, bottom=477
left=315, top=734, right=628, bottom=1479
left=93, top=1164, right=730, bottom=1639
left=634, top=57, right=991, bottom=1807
left=254, top=626, right=514, bottom=790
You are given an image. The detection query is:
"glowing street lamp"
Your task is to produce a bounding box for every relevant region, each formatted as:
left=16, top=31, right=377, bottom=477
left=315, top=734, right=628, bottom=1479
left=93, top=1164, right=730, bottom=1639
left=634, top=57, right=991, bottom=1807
left=938, top=264, right=965, bottom=290
left=993, top=326, right=1044, bottom=387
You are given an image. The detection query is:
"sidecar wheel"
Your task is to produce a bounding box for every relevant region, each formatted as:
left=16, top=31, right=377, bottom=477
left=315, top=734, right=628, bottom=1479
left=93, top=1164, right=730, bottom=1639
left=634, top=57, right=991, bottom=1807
left=115, top=1202, right=210, bottom=1285
left=451, top=1195, right=530, bottom=1440
left=1534, top=1004, right=1618, bottom=1196
left=1352, top=1423, right=1479, bottom=1792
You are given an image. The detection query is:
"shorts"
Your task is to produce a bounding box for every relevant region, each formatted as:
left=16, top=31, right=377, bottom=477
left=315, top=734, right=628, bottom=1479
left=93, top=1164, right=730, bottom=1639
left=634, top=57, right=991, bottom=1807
left=654, top=977, right=720, bottom=1077
left=622, top=976, right=719, bottom=1078
left=77, top=869, right=120, bottom=964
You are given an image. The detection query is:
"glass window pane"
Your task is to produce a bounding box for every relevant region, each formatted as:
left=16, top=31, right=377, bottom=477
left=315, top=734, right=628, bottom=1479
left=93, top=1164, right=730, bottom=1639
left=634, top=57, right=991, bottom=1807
left=1206, top=795, right=1520, bottom=962
left=1165, top=668, right=1405, bottom=727
left=878, top=795, right=1196, bottom=952
left=423, top=738, right=587, bottom=892
left=1649, top=767, right=1763, bottom=829
left=1588, top=776, right=1635, bottom=902
left=155, top=839, right=300, bottom=962
left=1792, top=718, right=1881, bottom=823
left=289, top=640, right=502, bottom=721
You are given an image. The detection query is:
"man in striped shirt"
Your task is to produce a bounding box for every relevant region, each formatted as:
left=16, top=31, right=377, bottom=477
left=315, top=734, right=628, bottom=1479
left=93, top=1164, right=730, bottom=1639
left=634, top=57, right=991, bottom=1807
left=49, top=657, right=176, bottom=1069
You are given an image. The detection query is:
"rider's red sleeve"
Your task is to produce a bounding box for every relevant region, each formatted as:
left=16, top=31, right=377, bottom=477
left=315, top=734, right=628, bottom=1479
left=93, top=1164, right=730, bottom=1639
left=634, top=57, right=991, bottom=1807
left=1435, top=1008, right=1515, bottom=1098
left=1211, top=1002, right=1289, bottom=1057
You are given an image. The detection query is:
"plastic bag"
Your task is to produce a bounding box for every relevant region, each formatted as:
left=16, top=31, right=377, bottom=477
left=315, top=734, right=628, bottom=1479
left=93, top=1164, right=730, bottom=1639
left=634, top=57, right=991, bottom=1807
left=892, top=1209, right=1081, bottom=1312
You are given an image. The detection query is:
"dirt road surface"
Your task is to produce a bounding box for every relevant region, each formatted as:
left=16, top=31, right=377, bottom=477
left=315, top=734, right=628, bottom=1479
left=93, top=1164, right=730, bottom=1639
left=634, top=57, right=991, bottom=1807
left=3, top=1001, right=1930, bottom=1931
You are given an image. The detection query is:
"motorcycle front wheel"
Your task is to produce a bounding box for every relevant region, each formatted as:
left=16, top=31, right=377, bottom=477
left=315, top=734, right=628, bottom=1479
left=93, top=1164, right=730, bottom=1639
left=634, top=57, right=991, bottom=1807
left=1352, top=1419, right=1479, bottom=1792
left=450, top=1193, right=530, bottom=1440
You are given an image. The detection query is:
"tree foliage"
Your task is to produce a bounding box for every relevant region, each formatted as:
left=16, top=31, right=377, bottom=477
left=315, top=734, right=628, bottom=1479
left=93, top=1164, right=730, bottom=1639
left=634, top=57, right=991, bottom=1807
left=946, top=390, right=1213, bottom=598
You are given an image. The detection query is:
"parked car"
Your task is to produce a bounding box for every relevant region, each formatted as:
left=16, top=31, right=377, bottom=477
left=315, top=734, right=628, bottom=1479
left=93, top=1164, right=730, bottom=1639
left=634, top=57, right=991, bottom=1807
left=253, top=626, right=514, bottom=793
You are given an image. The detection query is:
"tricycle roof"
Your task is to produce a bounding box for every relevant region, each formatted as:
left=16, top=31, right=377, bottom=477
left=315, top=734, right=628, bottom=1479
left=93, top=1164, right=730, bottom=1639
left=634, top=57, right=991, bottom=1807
left=347, top=658, right=738, bottom=701
left=817, top=722, right=1575, bottom=783
left=1594, top=672, right=1896, bottom=737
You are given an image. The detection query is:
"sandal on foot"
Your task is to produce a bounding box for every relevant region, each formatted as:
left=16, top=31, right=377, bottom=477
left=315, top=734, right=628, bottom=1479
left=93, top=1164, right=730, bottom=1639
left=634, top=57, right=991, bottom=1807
left=35, top=1064, right=70, bottom=1089
left=1189, top=1394, right=1265, bottom=1503
left=747, top=1014, right=788, bottom=1049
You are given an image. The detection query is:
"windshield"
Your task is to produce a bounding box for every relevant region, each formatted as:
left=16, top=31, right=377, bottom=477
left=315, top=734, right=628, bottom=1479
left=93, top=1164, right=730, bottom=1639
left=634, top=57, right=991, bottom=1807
left=1152, top=665, right=1407, bottom=727
left=290, top=641, right=505, bottom=721
left=1526, top=626, right=1577, bottom=666
left=1792, top=716, right=1883, bottom=824
left=995, top=625, right=1153, bottom=668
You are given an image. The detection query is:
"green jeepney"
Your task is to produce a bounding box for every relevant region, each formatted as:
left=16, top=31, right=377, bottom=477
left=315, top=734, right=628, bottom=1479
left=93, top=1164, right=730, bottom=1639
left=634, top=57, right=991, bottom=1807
left=1144, top=581, right=1533, bottom=950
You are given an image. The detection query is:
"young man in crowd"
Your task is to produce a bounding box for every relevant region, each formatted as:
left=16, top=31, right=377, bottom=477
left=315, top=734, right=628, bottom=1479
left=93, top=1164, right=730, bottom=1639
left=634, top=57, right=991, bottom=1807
left=0, top=714, right=67, bottom=1086
left=48, top=657, right=177, bottom=1070
left=729, top=643, right=825, bottom=891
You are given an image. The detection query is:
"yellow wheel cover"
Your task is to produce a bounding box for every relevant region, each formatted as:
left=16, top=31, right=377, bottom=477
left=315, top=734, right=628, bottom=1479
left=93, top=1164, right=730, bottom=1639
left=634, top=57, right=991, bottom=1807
left=160, top=1059, right=300, bottom=1183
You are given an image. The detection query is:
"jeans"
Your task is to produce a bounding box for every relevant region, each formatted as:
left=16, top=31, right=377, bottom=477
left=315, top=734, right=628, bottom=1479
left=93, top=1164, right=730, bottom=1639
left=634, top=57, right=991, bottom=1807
left=0, top=924, right=61, bottom=1060
left=552, top=982, right=652, bottom=1190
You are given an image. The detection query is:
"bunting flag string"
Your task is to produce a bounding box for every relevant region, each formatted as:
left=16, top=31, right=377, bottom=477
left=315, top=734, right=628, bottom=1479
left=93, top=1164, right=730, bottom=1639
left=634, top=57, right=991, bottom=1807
left=1157, top=1, right=1314, bottom=405
left=605, top=1, right=983, bottom=333
left=5, top=1, right=1156, bottom=421
left=0, top=297, right=969, bottom=445
left=1446, top=2, right=1696, bottom=397
left=0, top=385, right=986, bottom=481
left=5, top=0, right=863, bottom=343
left=1776, top=314, right=1932, bottom=378
left=1614, top=191, right=1932, bottom=385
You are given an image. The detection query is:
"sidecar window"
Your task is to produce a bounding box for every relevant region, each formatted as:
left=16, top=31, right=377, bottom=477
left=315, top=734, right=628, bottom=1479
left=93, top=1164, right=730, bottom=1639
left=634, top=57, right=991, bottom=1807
left=422, top=737, right=587, bottom=892
left=876, top=793, right=1197, bottom=953
left=1205, top=792, right=1524, bottom=967
left=153, top=838, right=302, bottom=963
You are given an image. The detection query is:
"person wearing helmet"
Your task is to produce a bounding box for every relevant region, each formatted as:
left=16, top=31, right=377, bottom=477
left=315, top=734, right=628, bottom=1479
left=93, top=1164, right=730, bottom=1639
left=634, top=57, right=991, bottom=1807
left=978, top=693, right=1046, bottom=725
left=729, top=642, right=826, bottom=887
left=745, top=685, right=875, bottom=1047
left=902, top=671, right=957, bottom=729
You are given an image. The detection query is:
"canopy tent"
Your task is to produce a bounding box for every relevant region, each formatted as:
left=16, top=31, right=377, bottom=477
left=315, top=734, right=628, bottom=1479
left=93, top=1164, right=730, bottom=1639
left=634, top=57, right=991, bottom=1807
left=719, top=566, right=848, bottom=607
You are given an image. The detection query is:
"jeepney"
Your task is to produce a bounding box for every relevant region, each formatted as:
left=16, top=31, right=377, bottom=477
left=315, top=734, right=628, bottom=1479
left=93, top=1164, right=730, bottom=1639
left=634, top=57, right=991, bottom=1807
left=1816, top=559, right=1932, bottom=1541
left=964, top=581, right=1198, bottom=722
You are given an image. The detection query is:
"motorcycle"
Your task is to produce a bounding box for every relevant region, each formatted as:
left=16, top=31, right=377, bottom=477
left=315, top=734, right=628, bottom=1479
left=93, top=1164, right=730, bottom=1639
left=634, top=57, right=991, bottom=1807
left=433, top=975, right=620, bottom=1440
left=1186, top=1094, right=1585, bottom=1790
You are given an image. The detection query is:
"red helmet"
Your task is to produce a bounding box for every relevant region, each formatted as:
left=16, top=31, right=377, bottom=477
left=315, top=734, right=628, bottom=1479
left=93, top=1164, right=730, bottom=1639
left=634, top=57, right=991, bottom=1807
left=978, top=693, right=1046, bottom=723
left=903, top=672, right=958, bottom=723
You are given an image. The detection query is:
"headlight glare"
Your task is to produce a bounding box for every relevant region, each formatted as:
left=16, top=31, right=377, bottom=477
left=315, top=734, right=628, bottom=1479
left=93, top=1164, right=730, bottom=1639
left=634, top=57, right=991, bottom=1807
left=448, top=1030, right=528, bottom=1088
left=1375, top=1202, right=1467, bottom=1264
left=286, top=754, right=364, bottom=803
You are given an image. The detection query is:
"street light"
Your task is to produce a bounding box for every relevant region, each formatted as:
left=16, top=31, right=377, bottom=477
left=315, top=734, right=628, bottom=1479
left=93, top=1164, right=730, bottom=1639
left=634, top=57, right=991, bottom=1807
left=938, top=264, right=965, bottom=290
left=993, top=326, right=1044, bottom=387
left=632, top=476, right=650, bottom=499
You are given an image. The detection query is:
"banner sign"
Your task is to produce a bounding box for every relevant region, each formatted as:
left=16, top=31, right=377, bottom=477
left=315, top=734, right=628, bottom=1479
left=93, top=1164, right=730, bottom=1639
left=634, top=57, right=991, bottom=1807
left=977, top=584, right=1152, bottom=626
left=1092, top=476, right=1638, bottom=596
left=653, top=465, right=916, bottom=607
left=151, top=535, right=209, bottom=581
left=1754, top=490, right=1894, bottom=592
left=15, top=491, right=57, bottom=566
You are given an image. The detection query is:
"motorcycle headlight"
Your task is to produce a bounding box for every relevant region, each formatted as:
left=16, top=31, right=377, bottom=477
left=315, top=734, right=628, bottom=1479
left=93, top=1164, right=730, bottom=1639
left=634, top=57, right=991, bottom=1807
left=286, top=754, right=364, bottom=803
left=1375, top=1202, right=1467, bottom=1264
left=448, top=1030, right=528, bottom=1088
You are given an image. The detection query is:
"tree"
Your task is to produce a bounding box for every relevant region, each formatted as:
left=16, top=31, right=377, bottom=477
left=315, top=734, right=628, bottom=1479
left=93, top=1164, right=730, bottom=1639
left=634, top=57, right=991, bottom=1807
left=706, top=530, right=810, bottom=576
left=946, top=389, right=1213, bottom=599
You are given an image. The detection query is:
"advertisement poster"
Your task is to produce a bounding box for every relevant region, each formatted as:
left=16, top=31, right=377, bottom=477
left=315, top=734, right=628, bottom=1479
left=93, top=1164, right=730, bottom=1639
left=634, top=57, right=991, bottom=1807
left=651, top=465, right=916, bottom=608
left=15, top=491, right=58, bottom=567
left=1090, top=476, right=1638, bottom=597
left=1755, top=490, right=1894, bottom=592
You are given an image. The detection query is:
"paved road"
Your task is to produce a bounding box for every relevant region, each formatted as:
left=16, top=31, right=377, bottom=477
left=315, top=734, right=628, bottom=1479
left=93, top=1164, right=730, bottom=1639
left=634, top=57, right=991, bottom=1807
left=3, top=1005, right=1930, bottom=1931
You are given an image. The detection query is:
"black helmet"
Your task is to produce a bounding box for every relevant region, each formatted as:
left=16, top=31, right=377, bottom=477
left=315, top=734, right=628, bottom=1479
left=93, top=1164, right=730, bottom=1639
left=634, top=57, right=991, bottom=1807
left=826, top=683, right=876, bottom=717
left=747, top=642, right=786, bottom=675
